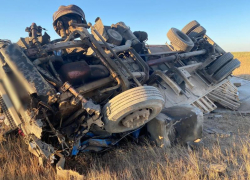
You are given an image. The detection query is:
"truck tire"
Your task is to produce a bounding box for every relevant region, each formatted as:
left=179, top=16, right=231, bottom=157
left=213, top=59, right=240, bottom=82
left=188, top=26, right=206, bottom=38
left=207, top=52, right=234, bottom=75
left=181, top=20, right=200, bottom=35
left=0, top=95, right=17, bottom=130
left=167, top=28, right=194, bottom=52
left=102, top=86, right=165, bottom=133
left=106, top=29, right=123, bottom=46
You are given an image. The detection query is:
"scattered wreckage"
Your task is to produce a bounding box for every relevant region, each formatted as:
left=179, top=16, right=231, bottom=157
left=0, top=4, right=241, bottom=174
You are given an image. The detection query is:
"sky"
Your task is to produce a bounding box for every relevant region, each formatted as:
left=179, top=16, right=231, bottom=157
left=0, top=0, right=249, bottom=52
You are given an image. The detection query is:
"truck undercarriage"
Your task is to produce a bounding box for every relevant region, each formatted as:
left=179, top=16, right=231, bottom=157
left=0, top=5, right=240, bottom=171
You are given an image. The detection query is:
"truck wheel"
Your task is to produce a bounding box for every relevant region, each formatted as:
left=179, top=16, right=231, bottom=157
left=207, top=52, right=234, bottom=75
left=106, top=29, right=123, bottom=46
left=213, top=59, right=240, bottom=82
left=181, top=20, right=200, bottom=35
left=188, top=26, right=206, bottom=38
left=102, top=86, right=165, bottom=133
left=167, top=28, right=194, bottom=52
left=0, top=95, right=16, bottom=130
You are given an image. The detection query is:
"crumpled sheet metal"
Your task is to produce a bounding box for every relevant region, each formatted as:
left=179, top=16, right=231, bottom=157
left=230, top=77, right=250, bottom=112
left=147, top=104, right=203, bottom=148
left=213, top=77, right=250, bottom=113
left=72, top=138, right=112, bottom=155
left=208, top=80, right=240, bottom=110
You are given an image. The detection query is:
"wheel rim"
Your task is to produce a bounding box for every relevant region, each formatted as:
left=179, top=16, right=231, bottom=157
left=121, top=108, right=150, bottom=128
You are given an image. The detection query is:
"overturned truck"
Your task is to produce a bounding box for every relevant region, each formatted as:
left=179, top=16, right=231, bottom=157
left=0, top=5, right=240, bottom=169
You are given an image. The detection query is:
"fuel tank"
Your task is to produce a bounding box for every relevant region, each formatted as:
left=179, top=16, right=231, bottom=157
left=59, top=61, right=91, bottom=85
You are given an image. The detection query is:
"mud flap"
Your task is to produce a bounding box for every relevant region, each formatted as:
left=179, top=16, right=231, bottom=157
left=147, top=105, right=203, bottom=147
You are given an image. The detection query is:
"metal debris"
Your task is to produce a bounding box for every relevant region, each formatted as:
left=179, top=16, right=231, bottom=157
left=0, top=4, right=242, bottom=175
left=204, top=128, right=232, bottom=138
left=208, top=81, right=240, bottom=110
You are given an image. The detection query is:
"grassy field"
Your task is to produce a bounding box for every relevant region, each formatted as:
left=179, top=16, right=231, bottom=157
left=0, top=134, right=250, bottom=180
left=0, top=52, right=249, bottom=180
left=1, top=114, right=250, bottom=180
left=232, top=52, right=250, bottom=79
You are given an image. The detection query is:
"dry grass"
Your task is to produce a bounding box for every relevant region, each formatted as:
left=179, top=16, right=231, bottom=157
left=0, top=52, right=249, bottom=180
left=232, top=52, right=250, bottom=80
left=1, top=129, right=250, bottom=180
left=0, top=137, right=56, bottom=180
left=1, top=113, right=250, bottom=180
left=67, top=134, right=250, bottom=180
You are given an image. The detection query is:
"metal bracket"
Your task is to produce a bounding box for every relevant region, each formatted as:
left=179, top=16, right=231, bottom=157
left=61, top=82, right=71, bottom=92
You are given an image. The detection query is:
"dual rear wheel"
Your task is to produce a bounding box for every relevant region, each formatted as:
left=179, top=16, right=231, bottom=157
left=180, top=20, right=240, bottom=82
